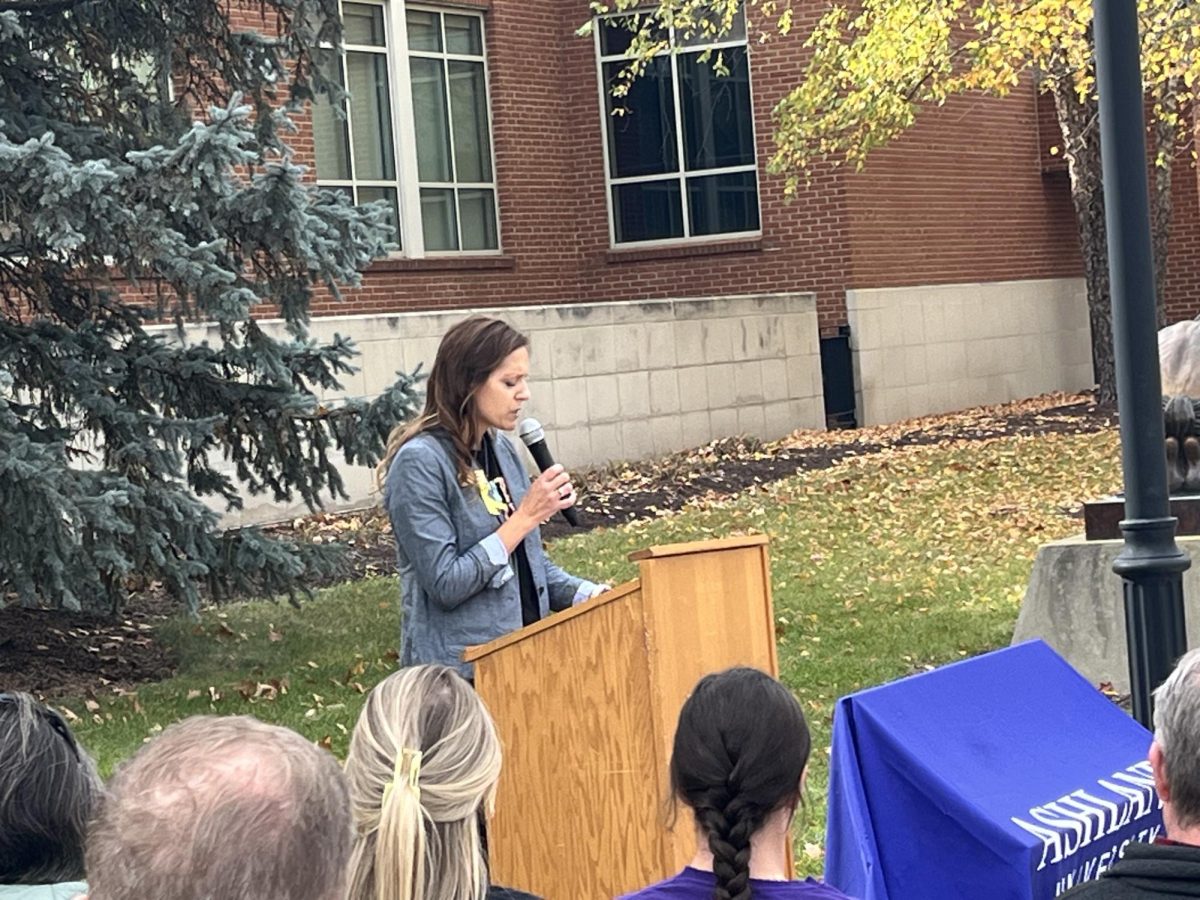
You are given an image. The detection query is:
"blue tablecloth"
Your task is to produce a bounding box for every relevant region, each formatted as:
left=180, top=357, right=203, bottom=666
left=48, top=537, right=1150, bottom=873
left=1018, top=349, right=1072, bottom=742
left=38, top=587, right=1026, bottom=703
left=825, top=640, right=1163, bottom=900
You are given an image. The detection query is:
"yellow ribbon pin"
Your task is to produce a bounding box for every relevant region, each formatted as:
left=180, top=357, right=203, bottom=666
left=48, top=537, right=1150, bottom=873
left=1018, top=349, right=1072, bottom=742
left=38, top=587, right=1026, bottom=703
left=475, top=469, right=508, bottom=517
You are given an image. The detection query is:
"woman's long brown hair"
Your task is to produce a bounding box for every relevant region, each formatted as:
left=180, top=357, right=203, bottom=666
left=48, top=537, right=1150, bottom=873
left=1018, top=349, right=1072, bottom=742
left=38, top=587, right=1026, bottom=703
left=376, top=316, right=530, bottom=489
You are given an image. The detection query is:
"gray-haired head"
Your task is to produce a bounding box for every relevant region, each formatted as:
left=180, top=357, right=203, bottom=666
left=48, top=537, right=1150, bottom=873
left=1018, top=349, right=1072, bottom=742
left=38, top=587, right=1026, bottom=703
left=1154, top=648, right=1200, bottom=827
left=0, top=691, right=101, bottom=884
left=85, top=715, right=352, bottom=900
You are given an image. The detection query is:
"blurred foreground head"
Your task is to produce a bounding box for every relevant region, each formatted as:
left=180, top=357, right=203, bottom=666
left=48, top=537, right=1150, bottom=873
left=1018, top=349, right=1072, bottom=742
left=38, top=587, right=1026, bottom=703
left=85, top=715, right=352, bottom=900
left=344, top=664, right=502, bottom=900
left=1153, top=648, right=1200, bottom=836
left=670, top=667, right=812, bottom=900
left=0, top=691, right=101, bottom=885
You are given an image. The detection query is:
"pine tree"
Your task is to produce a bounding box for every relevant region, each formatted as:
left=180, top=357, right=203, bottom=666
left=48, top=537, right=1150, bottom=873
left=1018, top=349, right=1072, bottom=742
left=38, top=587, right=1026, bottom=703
left=0, top=0, right=420, bottom=615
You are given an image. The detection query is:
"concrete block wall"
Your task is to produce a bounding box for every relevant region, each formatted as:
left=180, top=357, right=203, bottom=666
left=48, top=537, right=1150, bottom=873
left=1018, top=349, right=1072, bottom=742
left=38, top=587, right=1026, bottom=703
left=164, top=292, right=824, bottom=526
left=847, top=278, right=1094, bottom=425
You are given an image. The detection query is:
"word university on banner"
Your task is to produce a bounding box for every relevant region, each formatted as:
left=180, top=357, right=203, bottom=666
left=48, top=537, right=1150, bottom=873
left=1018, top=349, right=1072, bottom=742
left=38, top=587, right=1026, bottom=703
left=824, top=640, right=1161, bottom=900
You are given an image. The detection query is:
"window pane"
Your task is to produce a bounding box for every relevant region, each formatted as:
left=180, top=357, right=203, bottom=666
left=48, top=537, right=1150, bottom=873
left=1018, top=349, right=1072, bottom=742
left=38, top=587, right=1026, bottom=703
left=613, top=180, right=683, bottom=243
left=410, top=57, right=453, bottom=182
left=421, top=187, right=458, bottom=250
left=448, top=60, right=491, bottom=183
left=357, top=185, right=400, bottom=247
left=598, top=14, right=665, bottom=57
left=345, top=52, right=396, bottom=180
left=343, top=3, right=386, bottom=46
left=458, top=189, right=498, bottom=251
left=678, top=5, right=747, bottom=46
left=604, top=57, right=677, bottom=178
left=324, top=185, right=354, bottom=203
left=687, top=170, right=759, bottom=236
left=407, top=9, right=442, bottom=52
left=312, top=53, right=351, bottom=180
left=445, top=15, right=483, bottom=55
left=679, top=47, right=754, bottom=170
left=599, top=15, right=636, bottom=57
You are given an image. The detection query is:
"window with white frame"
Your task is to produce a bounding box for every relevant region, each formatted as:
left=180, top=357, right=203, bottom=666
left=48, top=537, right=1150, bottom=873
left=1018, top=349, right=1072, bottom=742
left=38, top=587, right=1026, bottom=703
left=595, top=8, right=760, bottom=246
left=311, top=2, right=500, bottom=255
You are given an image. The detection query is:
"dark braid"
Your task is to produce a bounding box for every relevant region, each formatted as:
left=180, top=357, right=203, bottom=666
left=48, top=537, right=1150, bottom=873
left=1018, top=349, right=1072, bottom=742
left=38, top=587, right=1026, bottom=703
left=696, top=792, right=760, bottom=900
left=669, top=668, right=811, bottom=900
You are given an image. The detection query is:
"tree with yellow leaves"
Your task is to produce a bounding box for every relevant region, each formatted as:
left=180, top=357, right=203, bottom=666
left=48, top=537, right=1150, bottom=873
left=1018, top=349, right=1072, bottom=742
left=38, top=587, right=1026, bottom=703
left=587, top=0, right=1200, bottom=407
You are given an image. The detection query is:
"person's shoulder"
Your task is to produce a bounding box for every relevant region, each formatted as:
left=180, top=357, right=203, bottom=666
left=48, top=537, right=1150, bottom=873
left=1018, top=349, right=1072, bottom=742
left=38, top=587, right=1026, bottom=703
left=785, top=880, right=858, bottom=899
left=486, top=887, right=542, bottom=900
left=615, top=870, right=695, bottom=899
left=1055, top=882, right=1121, bottom=900
left=0, top=884, right=89, bottom=900
left=493, top=430, right=523, bottom=459
left=394, top=431, right=455, bottom=469
left=397, top=430, right=445, bottom=455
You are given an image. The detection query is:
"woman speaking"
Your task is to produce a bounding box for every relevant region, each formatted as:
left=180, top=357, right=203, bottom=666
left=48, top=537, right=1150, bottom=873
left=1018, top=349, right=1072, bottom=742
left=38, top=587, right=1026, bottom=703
left=377, top=316, right=606, bottom=679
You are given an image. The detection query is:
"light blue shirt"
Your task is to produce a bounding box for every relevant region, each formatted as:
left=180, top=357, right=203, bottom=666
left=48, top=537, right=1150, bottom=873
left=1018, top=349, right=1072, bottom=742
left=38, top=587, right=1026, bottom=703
left=0, top=883, right=89, bottom=900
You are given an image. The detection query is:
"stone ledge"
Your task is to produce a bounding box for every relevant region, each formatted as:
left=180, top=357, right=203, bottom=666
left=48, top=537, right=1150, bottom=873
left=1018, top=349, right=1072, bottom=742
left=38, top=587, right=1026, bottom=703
left=1012, top=534, right=1200, bottom=693
left=605, top=237, right=763, bottom=264
left=368, top=254, right=516, bottom=273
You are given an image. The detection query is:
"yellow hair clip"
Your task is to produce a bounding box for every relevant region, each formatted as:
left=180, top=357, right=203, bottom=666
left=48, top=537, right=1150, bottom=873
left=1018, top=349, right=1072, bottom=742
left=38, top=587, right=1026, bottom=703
left=381, top=748, right=423, bottom=806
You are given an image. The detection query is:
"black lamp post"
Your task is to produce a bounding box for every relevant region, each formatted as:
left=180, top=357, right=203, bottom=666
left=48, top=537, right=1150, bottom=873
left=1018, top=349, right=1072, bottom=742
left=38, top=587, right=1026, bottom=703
left=1093, top=0, right=1190, bottom=727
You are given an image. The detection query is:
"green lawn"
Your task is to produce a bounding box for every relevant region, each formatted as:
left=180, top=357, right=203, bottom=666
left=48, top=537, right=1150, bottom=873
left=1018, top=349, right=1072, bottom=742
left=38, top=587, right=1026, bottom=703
left=67, top=427, right=1122, bottom=874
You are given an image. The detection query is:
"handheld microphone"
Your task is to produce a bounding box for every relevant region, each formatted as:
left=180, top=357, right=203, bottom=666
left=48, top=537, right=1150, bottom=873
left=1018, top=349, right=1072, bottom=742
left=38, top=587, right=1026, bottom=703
left=517, top=417, right=580, bottom=527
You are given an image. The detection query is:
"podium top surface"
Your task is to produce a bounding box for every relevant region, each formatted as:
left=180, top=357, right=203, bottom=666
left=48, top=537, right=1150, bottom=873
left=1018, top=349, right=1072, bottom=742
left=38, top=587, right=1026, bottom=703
left=461, top=580, right=639, bottom=662
left=628, top=533, right=767, bottom=561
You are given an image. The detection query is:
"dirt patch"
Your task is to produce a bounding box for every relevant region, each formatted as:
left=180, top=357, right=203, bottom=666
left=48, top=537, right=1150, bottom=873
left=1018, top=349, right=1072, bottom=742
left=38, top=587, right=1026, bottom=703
left=2, top=390, right=1114, bottom=699
left=543, top=391, right=1114, bottom=538
left=0, top=601, right=176, bottom=699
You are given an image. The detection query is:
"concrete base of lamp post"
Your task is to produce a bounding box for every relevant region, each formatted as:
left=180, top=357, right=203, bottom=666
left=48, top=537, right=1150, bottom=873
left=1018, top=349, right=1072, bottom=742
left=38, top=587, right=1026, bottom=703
left=1013, top=533, right=1199, bottom=694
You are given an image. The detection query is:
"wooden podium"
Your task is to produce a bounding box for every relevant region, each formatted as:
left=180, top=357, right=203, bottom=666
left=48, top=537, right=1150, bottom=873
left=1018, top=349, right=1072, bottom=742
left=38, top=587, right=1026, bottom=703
left=463, top=534, right=780, bottom=900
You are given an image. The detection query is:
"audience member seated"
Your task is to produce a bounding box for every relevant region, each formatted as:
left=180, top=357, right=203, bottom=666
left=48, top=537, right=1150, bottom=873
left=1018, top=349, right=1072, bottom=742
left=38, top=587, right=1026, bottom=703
left=83, top=715, right=351, bottom=900
left=343, top=664, right=540, bottom=900
left=0, top=692, right=99, bottom=900
left=1061, top=647, right=1200, bottom=898
left=620, top=667, right=852, bottom=900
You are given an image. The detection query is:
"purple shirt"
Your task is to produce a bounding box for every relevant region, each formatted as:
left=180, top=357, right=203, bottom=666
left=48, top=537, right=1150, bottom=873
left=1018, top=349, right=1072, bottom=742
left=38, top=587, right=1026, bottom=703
left=618, top=866, right=855, bottom=899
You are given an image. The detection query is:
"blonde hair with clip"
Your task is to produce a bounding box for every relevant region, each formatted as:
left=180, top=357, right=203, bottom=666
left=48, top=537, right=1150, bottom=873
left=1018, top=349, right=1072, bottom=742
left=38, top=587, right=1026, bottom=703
left=345, top=665, right=502, bottom=900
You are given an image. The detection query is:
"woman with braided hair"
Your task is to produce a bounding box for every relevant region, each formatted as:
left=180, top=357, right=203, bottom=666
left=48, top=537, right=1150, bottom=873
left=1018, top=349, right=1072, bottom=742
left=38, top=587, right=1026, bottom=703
left=620, top=668, right=851, bottom=900
left=343, top=664, right=540, bottom=900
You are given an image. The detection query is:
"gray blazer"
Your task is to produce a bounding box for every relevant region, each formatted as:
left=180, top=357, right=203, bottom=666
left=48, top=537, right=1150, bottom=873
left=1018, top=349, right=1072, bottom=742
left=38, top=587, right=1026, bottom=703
left=384, top=429, right=589, bottom=678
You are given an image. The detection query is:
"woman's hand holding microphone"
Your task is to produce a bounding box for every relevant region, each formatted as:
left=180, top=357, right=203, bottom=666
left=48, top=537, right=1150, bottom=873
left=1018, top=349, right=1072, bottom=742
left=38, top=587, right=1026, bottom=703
left=497, top=464, right=576, bottom=553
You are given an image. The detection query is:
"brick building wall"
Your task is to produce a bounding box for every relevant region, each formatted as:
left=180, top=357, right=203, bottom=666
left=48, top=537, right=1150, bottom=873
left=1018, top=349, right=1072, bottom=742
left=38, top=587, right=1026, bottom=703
left=564, top=2, right=852, bottom=338
left=1160, top=110, right=1200, bottom=322
left=172, top=0, right=1200, bottom=519
left=241, top=1, right=856, bottom=332
left=216, top=2, right=1200, bottom=332
left=845, top=87, right=1081, bottom=291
